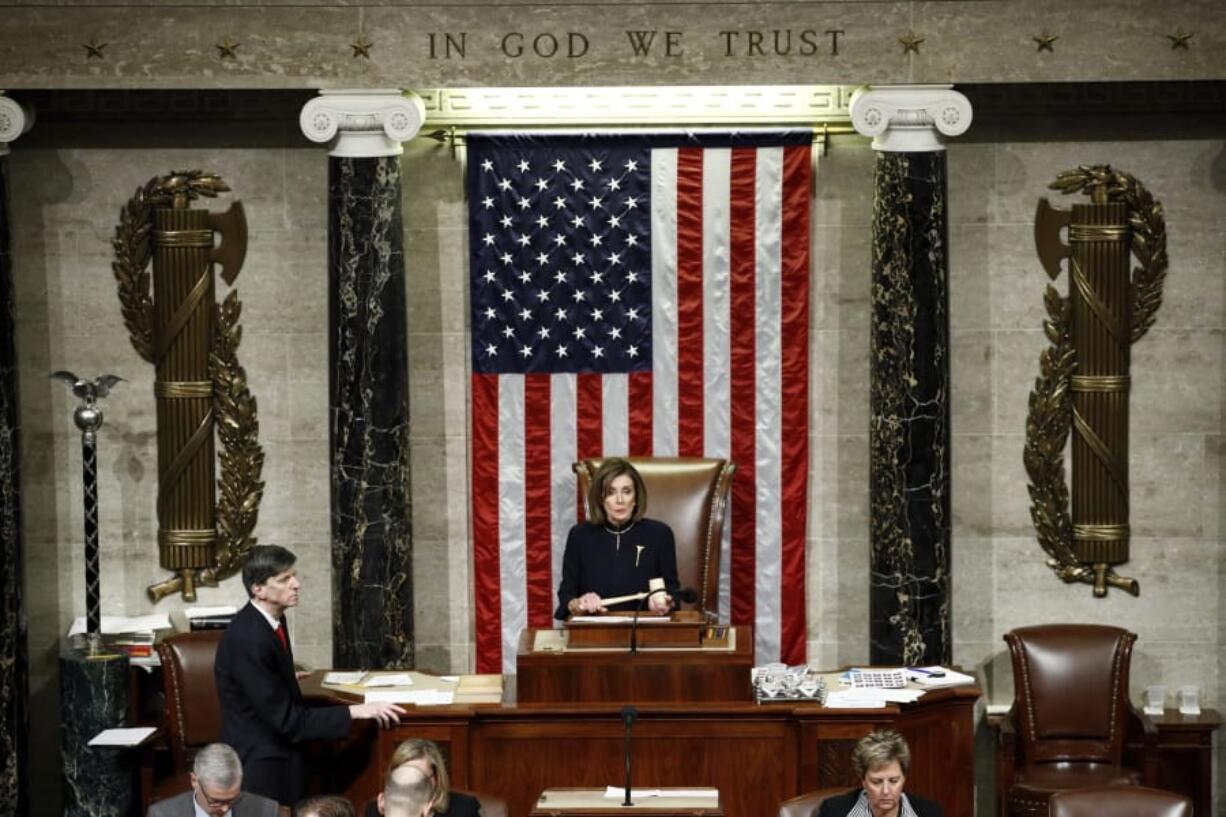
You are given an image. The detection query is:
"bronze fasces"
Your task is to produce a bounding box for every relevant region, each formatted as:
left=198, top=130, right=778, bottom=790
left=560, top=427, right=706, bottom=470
left=112, top=170, right=265, bottom=602
left=1024, top=165, right=1167, bottom=597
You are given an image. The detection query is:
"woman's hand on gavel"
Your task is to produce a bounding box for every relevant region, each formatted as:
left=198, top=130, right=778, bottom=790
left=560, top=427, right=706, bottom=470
left=647, top=592, right=673, bottom=614
left=570, top=592, right=605, bottom=615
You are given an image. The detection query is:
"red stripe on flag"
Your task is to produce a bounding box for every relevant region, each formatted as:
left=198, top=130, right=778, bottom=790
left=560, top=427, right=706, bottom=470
left=728, top=147, right=758, bottom=628
left=470, top=373, right=502, bottom=673
left=523, top=374, right=554, bottom=629
left=576, top=373, right=603, bottom=459
left=779, top=144, right=811, bottom=665
left=576, top=373, right=603, bottom=519
left=675, top=148, right=705, bottom=457
left=628, top=371, right=653, bottom=456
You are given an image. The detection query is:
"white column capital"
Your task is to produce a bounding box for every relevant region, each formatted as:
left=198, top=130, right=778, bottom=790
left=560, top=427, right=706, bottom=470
left=850, top=85, right=972, bottom=153
left=299, top=90, right=426, bottom=158
left=0, top=92, right=34, bottom=157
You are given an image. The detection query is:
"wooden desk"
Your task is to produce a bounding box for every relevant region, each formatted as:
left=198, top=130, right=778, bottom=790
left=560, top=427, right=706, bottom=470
left=1125, top=709, right=1219, bottom=817
left=987, top=707, right=1218, bottom=817
left=305, top=676, right=979, bottom=817
left=530, top=787, right=722, bottom=816
left=516, top=626, right=753, bottom=704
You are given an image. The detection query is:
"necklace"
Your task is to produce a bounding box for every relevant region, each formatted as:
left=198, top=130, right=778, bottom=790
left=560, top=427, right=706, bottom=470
left=603, top=519, right=636, bottom=551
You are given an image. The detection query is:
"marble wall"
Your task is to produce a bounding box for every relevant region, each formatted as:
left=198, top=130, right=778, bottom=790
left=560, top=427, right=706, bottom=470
left=8, top=98, right=1226, bottom=814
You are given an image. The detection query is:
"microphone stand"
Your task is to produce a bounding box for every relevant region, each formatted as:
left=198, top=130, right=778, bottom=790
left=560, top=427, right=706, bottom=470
left=621, top=705, right=638, bottom=806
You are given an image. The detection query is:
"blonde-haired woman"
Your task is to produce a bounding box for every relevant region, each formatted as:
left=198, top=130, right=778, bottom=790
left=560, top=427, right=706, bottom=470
left=373, top=738, right=481, bottom=817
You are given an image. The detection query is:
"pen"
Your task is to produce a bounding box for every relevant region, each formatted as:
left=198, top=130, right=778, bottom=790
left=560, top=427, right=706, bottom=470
left=907, top=667, right=945, bottom=678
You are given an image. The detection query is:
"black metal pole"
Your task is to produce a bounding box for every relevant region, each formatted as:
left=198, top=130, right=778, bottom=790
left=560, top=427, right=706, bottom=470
left=81, top=431, right=100, bottom=636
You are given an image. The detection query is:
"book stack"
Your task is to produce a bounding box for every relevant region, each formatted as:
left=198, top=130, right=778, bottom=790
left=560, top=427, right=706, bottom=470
left=67, top=614, right=172, bottom=668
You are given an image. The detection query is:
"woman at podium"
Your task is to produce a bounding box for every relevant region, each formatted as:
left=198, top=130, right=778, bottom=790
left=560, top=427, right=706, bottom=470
left=554, top=458, right=679, bottom=619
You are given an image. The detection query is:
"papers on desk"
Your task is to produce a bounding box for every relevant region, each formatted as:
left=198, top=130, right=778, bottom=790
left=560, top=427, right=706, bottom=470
left=365, top=689, right=454, bottom=706
left=825, top=688, right=926, bottom=709
left=68, top=614, right=170, bottom=637
left=323, top=671, right=367, bottom=685
left=362, top=673, right=415, bottom=687
left=603, top=787, right=720, bottom=800
left=88, top=727, right=157, bottom=747
left=905, top=666, right=977, bottom=688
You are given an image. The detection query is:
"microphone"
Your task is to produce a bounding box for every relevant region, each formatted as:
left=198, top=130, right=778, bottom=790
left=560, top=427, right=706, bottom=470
left=629, top=586, right=697, bottom=654
left=621, top=705, right=638, bottom=806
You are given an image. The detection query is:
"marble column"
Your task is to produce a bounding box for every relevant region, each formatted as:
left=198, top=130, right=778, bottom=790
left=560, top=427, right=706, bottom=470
left=300, top=91, right=425, bottom=669
left=851, top=86, right=972, bottom=666
left=0, top=92, right=32, bottom=817
left=59, top=650, right=131, bottom=817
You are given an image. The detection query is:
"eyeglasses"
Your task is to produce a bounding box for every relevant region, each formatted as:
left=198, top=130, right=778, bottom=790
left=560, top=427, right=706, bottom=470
left=197, top=786, right=243, bottom=811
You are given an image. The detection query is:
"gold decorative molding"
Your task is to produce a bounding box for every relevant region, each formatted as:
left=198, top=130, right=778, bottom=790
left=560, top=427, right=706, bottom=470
left=417, top=85, right=853, bottom=127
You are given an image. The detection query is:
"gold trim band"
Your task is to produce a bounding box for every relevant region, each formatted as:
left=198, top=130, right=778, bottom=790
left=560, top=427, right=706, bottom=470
left=1071, top=375, right=1131, bottom=393
left=158, top=529, right=218, bottom=546
left=1073, top=524, right=1130, bottom=541
left=153, top=229, right=214, bottom=248
left=155, top=380, right=214, bottom=398
left=1069, top=224, right=1130, bottom=242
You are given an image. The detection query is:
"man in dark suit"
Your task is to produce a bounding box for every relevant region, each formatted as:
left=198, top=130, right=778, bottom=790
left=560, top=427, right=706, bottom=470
left=147, top=743, right=278, bottom=817
left=215, top=545, right=405, bottom=806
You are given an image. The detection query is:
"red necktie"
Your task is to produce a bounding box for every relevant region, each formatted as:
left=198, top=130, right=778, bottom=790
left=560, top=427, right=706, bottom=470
left=275, top=621, right=289, bottom=651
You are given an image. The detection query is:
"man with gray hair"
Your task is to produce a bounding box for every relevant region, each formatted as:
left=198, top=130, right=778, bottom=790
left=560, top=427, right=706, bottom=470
left=147, top=743, right=279, bottom=817
left=378, top=765, right=434, bottom=817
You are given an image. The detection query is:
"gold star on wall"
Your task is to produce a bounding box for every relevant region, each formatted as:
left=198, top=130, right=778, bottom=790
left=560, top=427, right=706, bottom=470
left=216, top=37, right=240, bottom=60
left=898, top=31, right=924, bottom=54
left=351, top=35, right=374, bottom=59
left=1033, top=31, right=1059, bottom=52
left=1167, top=30, right=1193, bottom=50
left=83, top=37, right=108, bottom=59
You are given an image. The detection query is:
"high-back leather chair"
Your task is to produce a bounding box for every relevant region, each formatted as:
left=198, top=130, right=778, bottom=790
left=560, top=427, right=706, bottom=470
left=998, top=624, right=1157, bottom=817
left=574, top=457, right=735, bottom=616
left=154, top=630, right=225, bottom=798
left=777, top=787, right=848, bottom=817
left=1050, top=785, right=1192, bottom=817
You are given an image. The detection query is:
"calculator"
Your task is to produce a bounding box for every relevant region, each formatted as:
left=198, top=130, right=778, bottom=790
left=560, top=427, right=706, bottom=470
left=848, top=669, right=907, bottom=689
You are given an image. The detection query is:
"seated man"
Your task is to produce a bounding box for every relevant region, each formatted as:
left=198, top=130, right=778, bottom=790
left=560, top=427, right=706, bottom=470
left=147, top=742, right=278, bottom=817
left=819, top=730, right=944, bottom=817
left=381, top=766, right=435, bottom=817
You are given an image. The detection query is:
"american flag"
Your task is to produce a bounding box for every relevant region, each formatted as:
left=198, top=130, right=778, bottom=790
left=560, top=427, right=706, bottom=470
left=468, top=132, right=812, bottom=673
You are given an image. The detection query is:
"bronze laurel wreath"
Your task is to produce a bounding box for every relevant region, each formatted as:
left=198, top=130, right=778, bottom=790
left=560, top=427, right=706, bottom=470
left=1023, top=165, right=1166, bottom=596
left=113, top=172, right=265, bottom=601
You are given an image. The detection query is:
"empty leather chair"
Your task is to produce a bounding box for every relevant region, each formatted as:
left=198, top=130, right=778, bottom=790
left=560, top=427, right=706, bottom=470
left=997, top=624, right=1157, bottom=817
left=1049, top=785, right=1191, bottom=817
left=149, top=630, right=225, bottom=804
